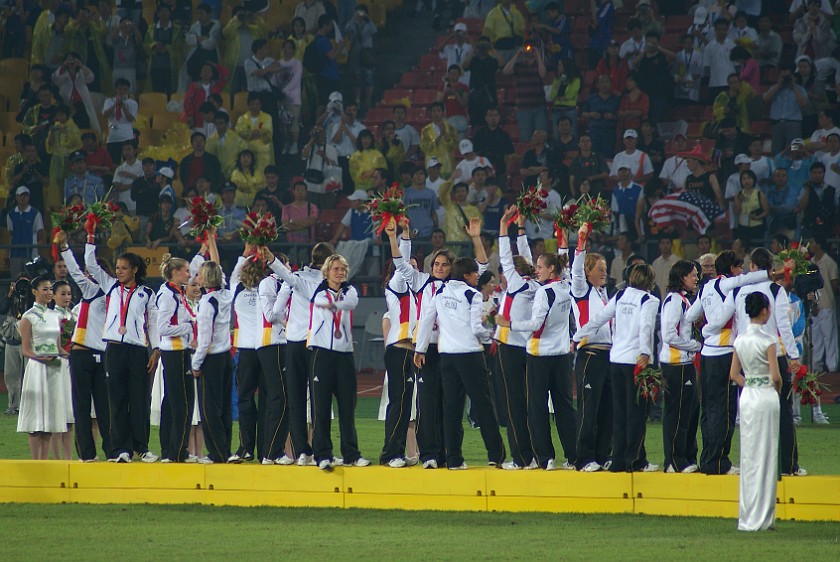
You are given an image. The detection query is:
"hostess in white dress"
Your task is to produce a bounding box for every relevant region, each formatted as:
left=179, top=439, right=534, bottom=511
left=17, top=304, right=70, bottom=434
left=54, top=306, right=75, bottom=424
left=733, top=323, right=780, bottom=532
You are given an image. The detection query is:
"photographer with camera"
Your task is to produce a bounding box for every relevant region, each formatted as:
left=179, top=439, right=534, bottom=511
left=763, top=66, right=809, bottom=155
left=0, top=275, right=31, bottom=415
left=807, top=237, right=839, bottom=378
left=51, top=52, right=98, bottom=133
left=502, top=41, right=547, bottom=142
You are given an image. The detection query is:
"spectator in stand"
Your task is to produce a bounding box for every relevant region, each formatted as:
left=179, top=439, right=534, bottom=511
left=795, top=56, right=827, bottom=138
left=281, top=179, right=319, bottom=244
left=608, top=231, right=634, bottom=286
left=6, top=186, right=45, bottom=278
left=774, top=138, right=813, bottom=198
left=730, top=46, right=760, bottom=93
left=819, top=132, right=840, bottom=187
left=31, top=5, right=72, bottom=72
left=183, top=62, right=229, bottom=130
left=51, top=52, right=98, bottom=132
left=230, top=149, right=264, bottom=208
left=16, top=66, right=57, bottom=126
left=635, top=0, right=662, bottom=35
left=534, top=2, right=572, bottom=66
left=610, top=129, right=653, bottom=184
left=713, top=73, right=755, bottom=133
left=633, top=31, right=674, bottom=122
left=179, top=132, right=223, bottom=190
left=420, top=101, right=458, bottom=178
left=179, top=3, right=221, bottom=91
left=243, top=38, right=280, bottom=130
left=548, top=58, right=580, bottom=140
left=651, top=234, right=679, bottom=296
left=617, top=74, right=649, bottom=133
left=403, top=167, right=439, bottom=239
left=206, top=110, right=249, bottom=180
left=255, top=166, right=284, bottom=215
left=472, top=106, right=515, bottom=179
left=102, top=78, right=137, bottom=164
left=807, top=236, right=839, bottom=375
left=440, top=23, right=473, bottom=83
left=349, top=129, right=386, bottom=192
left=569, top=132, right=609, bottom=198
left=455, top=139, right=493, bottom=181
left=733, top=169, right=770, bottom=242
left=289, top=16, right=314, bottom=61
left=523, top=169, right=563, bottom=242
left=462, top=36, right=501, bottom=128
left=439, top=180, right=482, bottom=244
left=673, top=34, right=704, bottom=104
left=21, top=86, right=57, bottom=159
left=329, top=98, right=366, bottom=191
left=235, top=93, right=274, bottom=168
left=714, top=117, right=752, bottom=181
left=294, top=0, right=326, bottom=33
left=131, top=157, right=159, bottom=234
left=619, top=19, right=645, bottom=72
left=145, top=192, right=176, bottom=250
left=392, top=105, right=420, bottom=161
left=278, top=39, right=304, bottom=156
left=378, top=121, right=405, bottom=175
left=66, top=5, right=110, bottom=93
left=762, top=168, right=800, bottom=240
left=793, top=0, right=836, bottom=61
left=808, top=110, right=840, bottom=154
left=1, top=135, right=28, bottom=197
left=156, top=166, right=177, bottom=203
left=727, top=10, right=758, bottom=44
left=222, top=6, right=268, bottom=94
left=746, top=136, right=775, bottom=184
left=581, top=75, right=620, bottom=158
left=595, top=40, right=628, bottom=96
left=519, top=129, right=554, bottom=189
left=465, top=167, right=489, bottom=205
left=482, top=0, right=525, bottom=63
left=478, top=177, right=507, bottom=235
left=144, top=3, right=183, bottom=95
left=588, top=0, right=615, bottom=69
left=703, top=18, right=736, bottom=102
left=800, top=162, right=836, bottom=239
left=638, top=120, right=664, bottom=176
left=437, top=65, right=470, bottom=139
left=80, top=133, right=114, bottom=183
left=611, top=164, right=644, bottom=239
left=502, top=43, right=547, bottom=142
left=426, top=159, right=445, bottom=196
left=110, top=17, right=142, bottom=94
left=754, top=14, right=782, bottom=69
left=345, top=5, right=377, bottom=115
left=45, top=105, right=82, bottom=209
left=659, top=133, right=690, bottom=192
left=723, top=153, right=754, bottom=227
left=112, top=141, right=141, bottom=214
left=789, top=0, right=834, bottom=21
left=211, top=183, right=241, bottom=245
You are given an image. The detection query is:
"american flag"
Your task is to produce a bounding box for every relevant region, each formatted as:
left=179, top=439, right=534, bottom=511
left=648, top=191, right=724, bottom=234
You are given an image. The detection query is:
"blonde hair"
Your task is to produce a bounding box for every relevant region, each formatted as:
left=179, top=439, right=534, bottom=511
left=627, top=263, right=656, bottom=292
left=199, top=261, right=223, bottom=289
left=584, top=252, right=606, bottom=273
left=240, top=258, right=266, bottom=289
left=321, top=254, right=350, bottom=277
left=160, top=253, right=189, bottom=281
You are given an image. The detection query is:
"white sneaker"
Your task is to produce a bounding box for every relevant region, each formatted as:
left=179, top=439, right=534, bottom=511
left=352, top=458, right=371, bottom=467
left=545, top=459, right=556, bottom=471
left=196, top=456, right=214, bottom=464
left=160, top=458, right=173, bottom=464
left=185, top=455, right=198, bottom=463
left=422, top=459, right=438, bottom=469
left=405, top=456, right=419, bottom=467
left=448, top=462, right=468, bottom=470
left=227, top=455, right=243, bottom=464
left=333, top=457, right=344, bottom=466
left=814, top=413, right=830, bottom=425
left=524, top=459, right=539, bottom=470
left=640, top=463, right=660, bottom=472
left=318, top=459, right=333, bottom=471
left=560, top=461, right=575, bottom=471
left=81, top=457, right=98, bottom=463
left=580, top=461, right=602, bottom=472
left=296, top=454, right=315, bottom=466
left=116, top=452, right=132, bottom=463
left=793, top=416, right=802, bottom=426
left=682, top=464, right=699, bottom=474
left=287, top=144, right=298, bottom=156
left=665, top=465, right=676, bottom=473
left=275, top=455, right=295, bottom=465
left=501, top=461, right=521, bottom=470
left=139, top=451, right=159, bottom=463
left=261, top=458, right=275, bottom=465
left=603, top=460, right=612, bottom=471
left=786, top=467, right=808, bottom=476
left=387, top=458, right=407, bottom=468
left=726, top=466, right=741, bottom=475
left=488, top=461, right=502, bottom=469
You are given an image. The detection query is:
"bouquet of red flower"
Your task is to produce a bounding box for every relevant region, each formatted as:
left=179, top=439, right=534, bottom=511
left=574, top=194, right=612, bottom=233
left=59, top=318, right=75, bottom=353
left=552, top=201, right=578, bottom=247
left=364, top=183, right=413, bottom=236
left=777, top=240, right=813, bottom=284
left=508, top=184, right=548, bottom=227
left=793, top=364, right=831, bottom=405
left=187, top=196, right=224, bottom=243
left=633, top=364, right=663, bottom=404
left=85, top=193, right=120, bottom=233
left=49, top=203, right=86, bottom=260
left=240, top=211, right=279, bottom=260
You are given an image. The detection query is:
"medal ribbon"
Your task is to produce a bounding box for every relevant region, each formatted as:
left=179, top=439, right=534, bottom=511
left=325, top=289, right=343, bottom=337
left=119, top=283, right=137, bottom=333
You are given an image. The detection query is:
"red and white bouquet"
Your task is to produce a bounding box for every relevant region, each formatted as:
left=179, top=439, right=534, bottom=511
left=553, top=200, right=578, bottom=246
left=634, top=364, right=663, bottom=404
left=85, top=196, right=120, bottom=232
left=793, top=364, right=831, bottom=405
left=187, top=196, right=224, bottom=243
left=574, top=194, right=612, bottom=233
left=364, top=183, right=412, bottom=236
left=50, top=202, right=86, bottom=260
left=59, top=317, right=75, bottom=353
left=508, top=183, right=548, bottom=227
left=777, top=240, right=813, bottom=284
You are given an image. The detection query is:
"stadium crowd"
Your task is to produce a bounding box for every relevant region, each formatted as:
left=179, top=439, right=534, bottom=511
left=0, top=1, right=837, bottom=501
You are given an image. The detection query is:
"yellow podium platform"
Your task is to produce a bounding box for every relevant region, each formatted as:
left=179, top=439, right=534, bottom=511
left=0, top=461, right=837, bottom=521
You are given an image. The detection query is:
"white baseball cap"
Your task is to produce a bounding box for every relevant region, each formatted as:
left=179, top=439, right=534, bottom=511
left=158, top=166, right=175, bottom=179
left=454, top=23, right=467, bottom=32
left=623, top=129, right=638, bottom=139
left=734, top=154, right=752, bottom=165
left=427, top=157, right=442, bottom=168
left=329, top=91, right=343, bottom=102
left=347, top=189, right=370, bottom=201
left=15, top=186, right=30, bottom=196
left=459, top=139, right=474, bottom=154
left=693, top=7, right=708, bottom=25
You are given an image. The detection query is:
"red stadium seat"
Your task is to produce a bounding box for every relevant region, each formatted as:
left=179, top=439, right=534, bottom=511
left=382, top=89, right=413, bottom=106
left=413, top=89, right=439, bottom=106
left=419, top=53, right=445, bottom=72
left=366, top=107, right=393, bottom=123
left=401, top=71, right=432, bottom=89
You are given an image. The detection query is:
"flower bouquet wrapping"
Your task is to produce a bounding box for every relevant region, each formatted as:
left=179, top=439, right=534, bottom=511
left=239, top=211, right=279, bottom=261
left=574, top=194, right=612, bottom=233
left=59, top=317, right=75, bottom=353
left=634, top=364, right=662, bottom=404
left=49, top=203, right=86, bottom=260
left=777, top=241, right=812, bottom=284
left=508, top=184, right=548, bottom=227
left=85, top=192, right=120, bottom=233
left=364, top=183, right=413, bottom=236
left=187, top=196, right=224, bottom=244
left=793, top=365, right=831, bottom=405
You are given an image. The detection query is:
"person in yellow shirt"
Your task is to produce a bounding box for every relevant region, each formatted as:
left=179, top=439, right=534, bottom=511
left=349, top=130, right=387, bottom=192
left=482, top=0, right=525, bottom=61
left=235, top=93, right=274, bottom=168
left=206, top=111, right=248, bottom=179
left=420, top=102, right=458, bottom=178
left=439, top=177, right=482, bottom=245
left=222, top=7, right=269, bottom=93
left=1, top=134, right=28, bottom=200
left=45, top=105, right=82, bottom=211
left=229, top=149, right=265, bottom=208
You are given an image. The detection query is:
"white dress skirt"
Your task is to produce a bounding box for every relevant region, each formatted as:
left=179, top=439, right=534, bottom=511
left=17, top=306, right=69, bottom=434
left=734, top=324, right=780, bottom=532
left=55, top=306, right=75, bottom=424
left=150, top=358, right=201, bottom=426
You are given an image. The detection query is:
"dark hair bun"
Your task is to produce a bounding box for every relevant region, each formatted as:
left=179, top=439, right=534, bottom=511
left=745, top=291, right=770, bottom=319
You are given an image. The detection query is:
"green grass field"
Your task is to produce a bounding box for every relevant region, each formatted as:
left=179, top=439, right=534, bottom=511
left=1, top=395, right=838, bottom=560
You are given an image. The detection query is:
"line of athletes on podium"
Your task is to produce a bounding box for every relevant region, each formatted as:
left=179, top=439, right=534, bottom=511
left=54, top=207, right=806, bottom=474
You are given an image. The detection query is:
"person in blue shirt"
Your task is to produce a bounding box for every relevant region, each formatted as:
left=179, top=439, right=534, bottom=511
left=330, top=189, right=374, bottom=244
left=313, top=14, right=344, bottom=112
left=772, top=139, right=812, bottom=199
left=63, top=150, right=104, bottom=205
left=761, top=167, right=802, bottom=239
left=588, top=0, right=615, bottom=68
left=5, top=186, right=45, bottom=280
left=763, top=66, right=809, bottom=155
left=580, top=74, right=620, bottom=158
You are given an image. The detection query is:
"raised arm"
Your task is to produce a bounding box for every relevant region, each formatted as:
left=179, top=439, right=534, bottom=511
left=467, top=217, right=487, bottom=268
left=56, top=233, right=99, bottom=298
left=719, top=269, right=770, bottom=293
left=83, top=242, right=117, bottom=292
